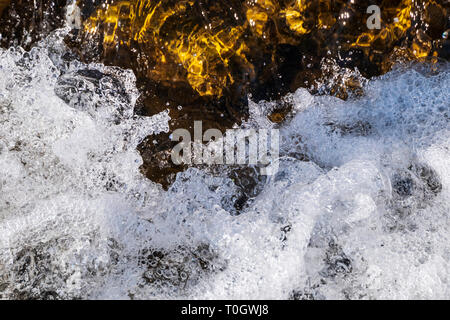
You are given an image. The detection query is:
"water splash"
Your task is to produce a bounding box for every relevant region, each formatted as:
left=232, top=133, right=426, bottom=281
left=0, top=30, right=449, bottom=299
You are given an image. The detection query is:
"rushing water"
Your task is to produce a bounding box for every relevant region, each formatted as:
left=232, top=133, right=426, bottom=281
left=0, top=29, right=449, bottom=299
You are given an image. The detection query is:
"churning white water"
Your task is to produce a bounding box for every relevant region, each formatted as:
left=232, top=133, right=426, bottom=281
left=0, top=30, right=449, bottom=299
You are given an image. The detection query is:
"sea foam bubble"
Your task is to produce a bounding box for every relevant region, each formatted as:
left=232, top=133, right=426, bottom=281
left=0, top=31, right=449, bottom=299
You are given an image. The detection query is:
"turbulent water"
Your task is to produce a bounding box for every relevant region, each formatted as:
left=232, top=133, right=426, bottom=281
left=0, top=29, right=449, bottom=299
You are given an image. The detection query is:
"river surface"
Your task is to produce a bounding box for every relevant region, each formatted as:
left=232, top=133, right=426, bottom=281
left=0, top=1, right=449, bottom=299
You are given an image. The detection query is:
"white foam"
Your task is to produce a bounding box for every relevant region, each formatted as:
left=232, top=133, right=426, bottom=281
left=0, top=32, right=449, bottom=299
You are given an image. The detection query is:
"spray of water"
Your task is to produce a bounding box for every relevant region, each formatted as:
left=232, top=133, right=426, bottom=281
left=0, top=29, right=449, bottom=299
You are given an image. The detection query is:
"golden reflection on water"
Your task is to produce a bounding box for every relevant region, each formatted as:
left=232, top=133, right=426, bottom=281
left=80, top=0, right=448, bottom=98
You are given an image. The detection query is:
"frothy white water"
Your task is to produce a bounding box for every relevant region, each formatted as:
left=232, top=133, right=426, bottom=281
left=0, top=32, right=449, bottom=299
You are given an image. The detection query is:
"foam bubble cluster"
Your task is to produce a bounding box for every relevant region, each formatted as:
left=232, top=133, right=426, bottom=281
left=0, top=31, right=449, bottom=299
